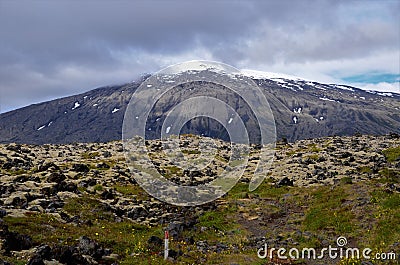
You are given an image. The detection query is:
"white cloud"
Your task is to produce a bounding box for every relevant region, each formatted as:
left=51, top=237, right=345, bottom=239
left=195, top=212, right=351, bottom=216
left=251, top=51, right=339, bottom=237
left=356, top=82, right=400, bottom=94
left=236, top=49, right=399, bottom=88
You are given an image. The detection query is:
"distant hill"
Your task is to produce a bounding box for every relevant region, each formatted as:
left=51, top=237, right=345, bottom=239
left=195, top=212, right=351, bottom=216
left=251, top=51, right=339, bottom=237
left=0, top=71, right=399, bottom=144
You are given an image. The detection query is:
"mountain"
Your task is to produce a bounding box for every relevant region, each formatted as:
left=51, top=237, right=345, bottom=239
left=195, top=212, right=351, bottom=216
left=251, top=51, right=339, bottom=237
left=0, top=71, right=399, bottom=144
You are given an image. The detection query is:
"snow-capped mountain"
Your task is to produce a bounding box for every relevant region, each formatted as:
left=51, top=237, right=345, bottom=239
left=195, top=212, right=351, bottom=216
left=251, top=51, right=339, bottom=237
left=0, top=71, right=399, bottom=144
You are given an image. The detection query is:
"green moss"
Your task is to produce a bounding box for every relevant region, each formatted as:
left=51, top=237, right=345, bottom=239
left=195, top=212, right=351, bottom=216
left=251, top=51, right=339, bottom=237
left=202, top=252, right=266, bottom=265
left=358, top=166, right=372, bottom=174
left=378, top=168, right=399, bottom=183
left=0, top=255, right=28, bottom=265
left=227, top=182, right=291, bottom=200
left=119, top=255, right=169, bottom=265
left=305, top=154, right=319, bottom=161
left=339, top=258, right=363, bottom=265
left=93, top=184, right=103, bottom=191
left=114, top=184, right=138, bottom=195
left=252, top=182, right=292, bottom=199
left=381, top=193, right=400, bottom=209
left=3, top=213, right=59, bottom=244
left=198, top=211, right=234, bottom=232
left=2, top=178, right=399, bottom=265
left=292, top=232, right=321, bottom=249
left=303, top=186, right=356, bottom=234
left=3, top=138, right=400, bottom=265
left=63, top=195, right=113, bottom=221
left=3, top=211, right=165, bottom=264
left=382, top=146, right=400, bottom=162
left=307, top=143, right=322, bottom=152
left=81, top=151, right=100, bottom=159
left=304, top=207, right=354, bottom=234
left=113, top=184, right=149, bottom=200
left=369, top=191, right=400, bottom=247
left=181, top=149, right=201, bottom=155
left=340, top=176, right=353, bottom=184
left=165, top=165, right=182, bottom=175
left=215, top=155, right=228, bottom=163
left=229, top=160, right=245, bottom=167
left=285, top=150, right=297, bottom=156
left=8, top=168, right=27, bottom=175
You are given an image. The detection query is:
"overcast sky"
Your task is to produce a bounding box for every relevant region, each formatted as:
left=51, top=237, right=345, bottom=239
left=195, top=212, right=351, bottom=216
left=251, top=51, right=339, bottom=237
left=0, top=0, right=399, bottom=113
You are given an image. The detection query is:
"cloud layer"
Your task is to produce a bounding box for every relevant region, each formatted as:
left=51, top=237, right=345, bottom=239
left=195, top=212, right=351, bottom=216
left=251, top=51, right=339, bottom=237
left=0, top=0, right=399, bottom=113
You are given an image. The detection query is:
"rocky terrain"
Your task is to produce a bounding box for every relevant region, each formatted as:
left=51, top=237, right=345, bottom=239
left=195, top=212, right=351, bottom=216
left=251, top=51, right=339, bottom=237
left=0, top=71, right=399, bottom=145
left=0, top=134, right=399, bottom=264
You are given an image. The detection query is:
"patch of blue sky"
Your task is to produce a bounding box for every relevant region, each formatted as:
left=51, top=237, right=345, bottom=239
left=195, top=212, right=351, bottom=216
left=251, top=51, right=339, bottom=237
left=342, top=73, right=400, bottom=84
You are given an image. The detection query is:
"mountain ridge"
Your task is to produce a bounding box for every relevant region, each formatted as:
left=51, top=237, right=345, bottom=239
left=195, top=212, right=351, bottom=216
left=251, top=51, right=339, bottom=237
left=0, top=71, right=399, bottom=144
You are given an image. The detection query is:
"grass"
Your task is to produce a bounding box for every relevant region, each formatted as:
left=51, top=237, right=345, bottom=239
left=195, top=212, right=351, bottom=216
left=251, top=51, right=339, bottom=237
left=285, top=150, right=298, bottom=156
left=197, top=211, right=234, bottom=232
left=165, top=165, right=181, bottom=173
left=382, top=146, right=400, bottom=162
left=378, top=168, right=399, bottom=183
left=340, top=176, right=353, bottom=184
left=227, top=181, right=291, bottom=200
left=2, top=177, right=399, bottom=264
left=6, top=168, right=27, bottom=175
left=252, top=182, right=292, bottom=199
left=369, top=190, right=400, bottom=247
left=63, top=196, right=114, bottom=222
left=113, top=184, right=150, bottom=200
left=200, top=252, right=266, bottom=265
left=307, top=143, right=322, bottom=153
left=0, top=255, right=26, bottom=265
left=2, top=195, right=165, bottom=263
left=303, top=185, right=356, bottom=234
left=181, top=149, right=201, bottom=155
left=81, top=151, right=100, bottom=159
left=305, top=154, right=319, bottom=161
left=93, top=184, right=103, bottom=192
left=229, top=159, right=245, bottom=167
left=358, top=166, right=372, bottom=174
left=2, top=136, right=399, bottom=264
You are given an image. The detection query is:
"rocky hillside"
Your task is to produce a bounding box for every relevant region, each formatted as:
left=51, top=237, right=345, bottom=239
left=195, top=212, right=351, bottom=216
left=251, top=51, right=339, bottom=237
left=0, top=71, right=399, bottom=144
left=0, top=134, right=399, bottom=264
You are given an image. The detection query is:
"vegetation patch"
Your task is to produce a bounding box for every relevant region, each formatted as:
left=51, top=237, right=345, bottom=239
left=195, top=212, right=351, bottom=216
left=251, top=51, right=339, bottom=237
left=307, top=143, right=322, bottom=152
left=382, top=146, right=400, bottom=162
left=358, top=166, right=372, bottom=174
left=113, top=184, right=150, bottom=200
left=378, top=168, right=399, bottom=183
left=369, top=190, right=400, bottom=247
left=81, top=151, right=100, bottom=159
left=181, top=149, right=201, bottom=155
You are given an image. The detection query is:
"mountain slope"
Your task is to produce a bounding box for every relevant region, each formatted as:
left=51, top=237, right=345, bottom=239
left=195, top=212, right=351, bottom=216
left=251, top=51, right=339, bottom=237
left=0, top=72, right=399, bottom=144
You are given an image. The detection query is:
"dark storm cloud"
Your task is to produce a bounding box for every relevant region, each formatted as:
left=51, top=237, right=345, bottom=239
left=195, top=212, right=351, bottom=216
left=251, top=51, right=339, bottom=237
left=0, top=0, right=399, bottom=113
left=1, top=1, right=257, bottom=61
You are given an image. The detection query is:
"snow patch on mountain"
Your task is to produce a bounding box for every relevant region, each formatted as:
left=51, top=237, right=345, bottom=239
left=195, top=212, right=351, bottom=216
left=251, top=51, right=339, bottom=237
left=334, top=85, right=354, bottom=92
left=319, top=97, right=337, bottom=102
left=293, top=107, right=302, bottom=114
left=72, top=102, right=80, bottom=110
left=241, top=69, right=303, bottom=81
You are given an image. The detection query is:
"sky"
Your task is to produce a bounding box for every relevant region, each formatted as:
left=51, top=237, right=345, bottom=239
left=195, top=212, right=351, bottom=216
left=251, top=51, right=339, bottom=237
left=0, top=0, right=399, bottom=113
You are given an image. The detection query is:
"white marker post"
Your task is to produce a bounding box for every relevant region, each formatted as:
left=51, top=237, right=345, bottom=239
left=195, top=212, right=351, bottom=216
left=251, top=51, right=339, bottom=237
left=164, top=230, right=169, bottom=260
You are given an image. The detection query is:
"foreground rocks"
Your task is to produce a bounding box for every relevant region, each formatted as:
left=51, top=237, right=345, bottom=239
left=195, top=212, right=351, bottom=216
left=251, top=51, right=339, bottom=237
left=0, top=134, right=399, bottom=264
